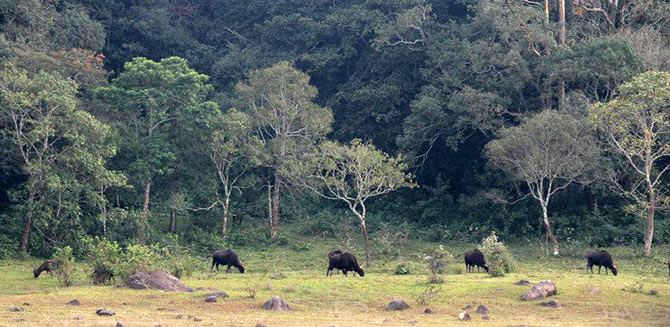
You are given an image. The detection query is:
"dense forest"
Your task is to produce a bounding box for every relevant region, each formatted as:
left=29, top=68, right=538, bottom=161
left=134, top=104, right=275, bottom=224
left=1, top=0, right=669, bottom=260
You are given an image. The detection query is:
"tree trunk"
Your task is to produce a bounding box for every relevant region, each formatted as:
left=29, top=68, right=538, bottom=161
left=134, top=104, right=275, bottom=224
left=221, top=195, right=230, bottom=237
left=270, top=169, right=280, bottom=239
left=542, top=204, right=559, bottom=255
left=169, top=208, right=177, bottom=234
left=19, top=186, right=37, bottom=253
left=644, top=192, right=655, bottom=257
left=558, top=0, right=567, bottom=110
left=139, top=176, right=151, bottom=244
left=360, top=217, right=372, bottom=266
left=267, top=181, right=273, bottom=233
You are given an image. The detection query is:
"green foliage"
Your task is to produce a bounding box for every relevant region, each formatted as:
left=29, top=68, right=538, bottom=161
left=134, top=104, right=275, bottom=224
left=394, top=263, right=410, bottom=275
left=53, top=246, right=75, bottom=287
left=479, top=232, right=516, bottom=277
left=426, top=245, right=453, bottom=275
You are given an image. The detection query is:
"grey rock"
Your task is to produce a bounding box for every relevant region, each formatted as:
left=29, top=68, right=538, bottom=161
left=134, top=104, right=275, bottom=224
left=482, top=314, right=490, bottom=320
left=262, top=296, right=291, bottom=311
left=96, top=309, right=115, bottom=316
left=522, top=280, right=557, bottom=301
left=204, top=295, right=217, bottom=303
left=255, top=324, right=266, bottom=327
left=74, top=315, right=85, bottom=320
left=649, top=289, right=659, bottom=296
left=382, top=318, right=391, bottom=323
left=475, top=305, right=489, bottom=314
left=463, top=304, right=472, bottom=311
left=538, top=300, right=562, bottom=308
left=68, top=299, right=81, bottom=306
left=386, top=299, right=410, bottom=311
left=9, top=306, right=23, bottom=312
left=424, top=308, right=433, bottom=314
left=116, top=322, right=125, bottom=327
left=409, top=320, right=418, bottom=325
left=14, top=318, right=24, bottom=322
left=126, top=271, right=193, bottom=292
left=206, top=291, right=229, bottom=299
left=458, top=311, right=471, bottom=321
left=514, top=280, right=531, bottom=285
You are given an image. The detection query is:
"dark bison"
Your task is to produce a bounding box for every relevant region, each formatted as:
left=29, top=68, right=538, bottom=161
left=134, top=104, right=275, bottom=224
left=34, top=259, right=60, bottom=278
left=586, top=250, right=617, bottom=276
left=212, top=249, right=245, bottom=273
left=327, top=252, right=364, bottom=277
left=464, top=249, right=489, bottom=273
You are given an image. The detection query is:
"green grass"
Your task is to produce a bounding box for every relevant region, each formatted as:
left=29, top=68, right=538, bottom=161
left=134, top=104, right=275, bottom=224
left=1, top=239, right=670, bottom=326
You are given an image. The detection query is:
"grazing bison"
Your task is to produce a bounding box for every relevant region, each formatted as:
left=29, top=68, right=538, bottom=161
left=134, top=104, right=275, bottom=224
left=464, top=249, right=489, bottom=273
left=212, top=249, right=245, bottom=273
left=327, top=252, right=364, bottom=277
left=586, top=250, right=617, bottom=276
left=33, top=259, right=60, bottom=278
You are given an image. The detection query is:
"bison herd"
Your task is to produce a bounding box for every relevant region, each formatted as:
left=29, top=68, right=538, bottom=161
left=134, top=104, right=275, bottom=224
left=37, top=247, right=665, bottom=280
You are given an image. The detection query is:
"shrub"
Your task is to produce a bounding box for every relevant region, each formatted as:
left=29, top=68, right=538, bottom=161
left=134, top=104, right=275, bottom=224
left=158, top=235, right=199, bottom=279
left=53, top=246, right=75, bottom=287
left=83, top=237, right=122, bottom=284
left=394, top=263, right=410, bottom=275
left=479, top=232, right=516, bottom=277
left=426, top=245, right=453, bottom=275
left=376, top=222, right=409, bottom=256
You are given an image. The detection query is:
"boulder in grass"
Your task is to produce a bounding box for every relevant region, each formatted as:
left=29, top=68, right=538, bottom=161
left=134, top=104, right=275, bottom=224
left=126, top=271, right=193, bottom=292
left=521, top=280, right=557, bottom=301
left=206, top=292, right=229, bottom=299
left=475, top=305, right=489, bottom=314
left=68, top=299, right=81, bottom=306
left=386, top=299, right=410, bottom=311
left=262, top=296, right=291, bottom=311
left=204, top=295, right=217, bottom=303
left=9, top=307, right=23, bottom=312
left=514, top=280, right=531, bottom=286
left=537, top=300, right=562, bottom=308
left=458, top=311, right=471, bottom=321
left=96, top=309, right=115, bottom=316
left=424, top=308, right=433, bottom=314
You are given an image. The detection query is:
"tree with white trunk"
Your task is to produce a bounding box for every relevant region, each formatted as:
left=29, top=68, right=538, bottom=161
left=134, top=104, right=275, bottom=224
left=486, top=110, right=598, bottom=255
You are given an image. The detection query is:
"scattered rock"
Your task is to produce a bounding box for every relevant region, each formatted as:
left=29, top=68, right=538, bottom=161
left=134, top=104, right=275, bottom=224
left=74, top=315, right=85, bottom=320
left=538, top=300, right=562, bottom=308
left=206, top=291, right=229, bottom=299
left=386, top=299, right=410, bottom=311
left=22, top=303, right=31, bottom=306
left=192, top=317, right=202, bottom=322
left=14, top=318, right=24, bottom=322
left=68, top=299, right=81, bottom=306
left=382, top=318, right=391, bottom=323
left=204, top=295, right=217, bottom=303
left=196, top=287, right=218, bottom=291
left=255, top=324, right=266, bottom=327
left=649, top=289, right=659, bottom=296
left=458, top=311, right=471, bottom=321
left=9, top=306, right=23, bottom=312
left=463, top=304, right=472, bottom=311
left=154, top=324, right=162, bottom=327
left=115, top=322, right=125, bottom=327
left=96, top=309, right=115, bottom=316
left=475, top=305, right=489, bottom=314
left=521, top=280, right=557, bottom=301
left=329, top=324, right=338, bottom=327
left=126, top=271, right=193, bottom=292
left=409, top=320, right=418, bottom=325
left=482, top=314, right=490, bottom=320
left=262, top=296, right=292, bottom=311
left=175, top=314, right=183, bottom=319
left=514, top=280, right=531, bottom=286
left=589, top=288, right=601, bottom=294
left=156, top=307, right=174, bottom=311
left=424, top=308, right=433, bottom=314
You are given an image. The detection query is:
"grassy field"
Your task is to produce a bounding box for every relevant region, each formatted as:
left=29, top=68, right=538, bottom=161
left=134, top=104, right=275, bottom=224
left=1, top=238, right=670, bottom=327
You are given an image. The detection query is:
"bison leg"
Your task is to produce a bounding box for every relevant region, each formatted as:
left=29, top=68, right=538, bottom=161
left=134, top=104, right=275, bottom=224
left=226, top=265, right=232, bottom=273
left=597, top=266, right=601, bottom=274
left=605, top=267, right=608, bottom=275
left=477, top=266, right=480, bottom=273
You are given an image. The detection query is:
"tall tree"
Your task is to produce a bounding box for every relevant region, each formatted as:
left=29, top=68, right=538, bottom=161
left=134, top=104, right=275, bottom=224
left=589, top=71, right=670, bottom=256
left=0, top=64, right=122, bottom=252
left=208, top=108, right=263, bottom=237
left=294, top=139, right=415, bottom=265
left=96, top=57, right=215, bottom=243
left=486, top=110, right=598, bottom=255
left=236, top=61, right=332, bottom=239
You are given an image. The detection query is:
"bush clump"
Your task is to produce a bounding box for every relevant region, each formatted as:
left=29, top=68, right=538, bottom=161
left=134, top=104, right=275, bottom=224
left=425, top=245, right=452, bottom=283
left=478, top=232, right=516, bottom=277
left=53, top=246, right=75, bottom=287
left=394, top=263, right=410, bottom=275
